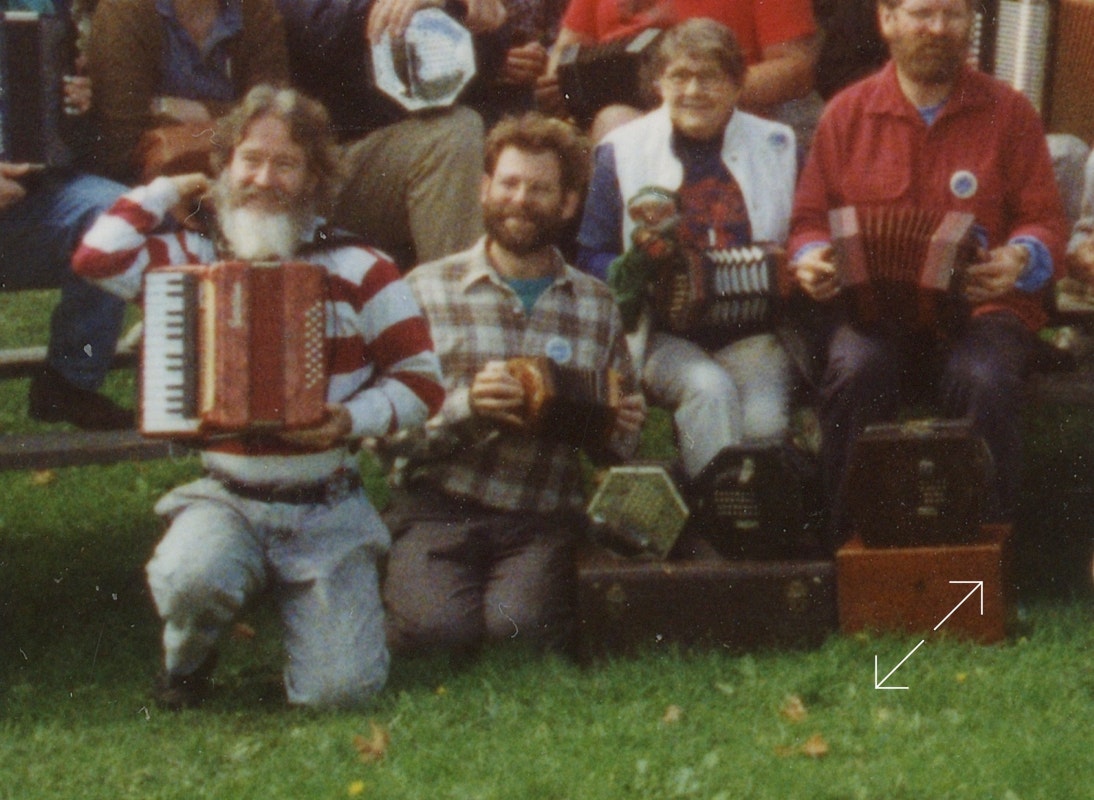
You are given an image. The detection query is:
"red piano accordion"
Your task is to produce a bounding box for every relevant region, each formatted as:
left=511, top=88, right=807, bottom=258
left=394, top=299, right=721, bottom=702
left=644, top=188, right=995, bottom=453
left=505, top=356, right=622, bottom=455
left=140, top=261, right=327, bottom=437
left=828, top=205, right=979, bottom=333
left=652, top=244, right=785, bottom=342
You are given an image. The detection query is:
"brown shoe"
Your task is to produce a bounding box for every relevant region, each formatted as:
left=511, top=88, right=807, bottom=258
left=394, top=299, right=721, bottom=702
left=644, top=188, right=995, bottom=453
left=28, top=367, right=134, bottom=431
left=154, top=652, right=217, bottom=711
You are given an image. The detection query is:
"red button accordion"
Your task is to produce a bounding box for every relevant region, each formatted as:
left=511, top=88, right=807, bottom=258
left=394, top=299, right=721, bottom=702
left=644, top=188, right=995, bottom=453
left=828, top=205, right=978, bottom=332
left=140, top=261, right=327, bottom=436
left=652, top=244, right=785, bottom=341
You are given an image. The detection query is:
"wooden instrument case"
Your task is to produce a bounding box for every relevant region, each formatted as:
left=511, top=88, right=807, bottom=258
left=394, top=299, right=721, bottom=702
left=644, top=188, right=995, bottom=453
left=576, top=539, right=837, bottom=661
left=836, top=525, right=1014, bottom=643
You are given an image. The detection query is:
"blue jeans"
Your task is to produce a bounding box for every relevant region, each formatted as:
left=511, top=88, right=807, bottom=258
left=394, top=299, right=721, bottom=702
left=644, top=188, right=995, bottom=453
left=0, top=171, right=127, bottom=390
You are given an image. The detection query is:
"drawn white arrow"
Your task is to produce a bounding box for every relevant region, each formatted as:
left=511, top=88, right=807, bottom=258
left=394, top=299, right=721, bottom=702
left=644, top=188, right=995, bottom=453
left=873, top=581, right=985, bottom=690
left=934, top=581, right=984, bottom=630
left=874, top=639, right=925, bottom=690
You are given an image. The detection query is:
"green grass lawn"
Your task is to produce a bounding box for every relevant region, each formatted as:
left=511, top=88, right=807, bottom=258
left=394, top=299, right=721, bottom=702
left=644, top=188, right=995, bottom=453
left=1, top=291, right=1092, bottom=798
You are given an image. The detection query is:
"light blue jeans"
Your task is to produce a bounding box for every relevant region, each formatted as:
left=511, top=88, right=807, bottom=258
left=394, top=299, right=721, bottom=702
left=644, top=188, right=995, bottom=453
left=0, top=171, right=127, bottom=389
left=147, top=476, right=390, bottom=708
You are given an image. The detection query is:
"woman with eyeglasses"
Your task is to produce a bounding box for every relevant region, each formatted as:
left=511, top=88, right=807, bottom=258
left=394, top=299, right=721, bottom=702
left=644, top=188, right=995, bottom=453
left=576, top=18, right=799, bottom=483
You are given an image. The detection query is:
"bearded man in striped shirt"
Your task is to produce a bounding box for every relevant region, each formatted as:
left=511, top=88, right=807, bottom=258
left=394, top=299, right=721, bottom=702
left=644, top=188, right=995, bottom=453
left=73, top=85, right=444, bottom=710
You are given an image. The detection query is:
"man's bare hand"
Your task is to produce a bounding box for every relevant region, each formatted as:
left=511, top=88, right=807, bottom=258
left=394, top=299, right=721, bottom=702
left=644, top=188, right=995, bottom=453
left=613, top=391, right=647, bottom=437
left=501, top=41, right=549, bottom=85
left=1067, top=235, right=1094, bottom=286
left=462, top=0, right=506, bottom=32
left=470, top=360, right=525, bottom=426
left=367, top=0, right=503, bottom=43
left=278, top=403, right=353, bottom=450
left=792, top=244, right=841, bottom=302
left=151, top=96, right=213, bottom=125
left=0, top=163, right=31, bottom=212
left=167, top=172, right=212, bottom=223
left=963, top=244, right=1026, bottom=304
left=534, top=72, right=566, bottom=116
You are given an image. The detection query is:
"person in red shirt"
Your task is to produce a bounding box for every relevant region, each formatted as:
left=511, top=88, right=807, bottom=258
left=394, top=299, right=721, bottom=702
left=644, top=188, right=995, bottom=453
left=787, top=0, right=1068, bottom=547
left=538, top=0, right=818, bottom=140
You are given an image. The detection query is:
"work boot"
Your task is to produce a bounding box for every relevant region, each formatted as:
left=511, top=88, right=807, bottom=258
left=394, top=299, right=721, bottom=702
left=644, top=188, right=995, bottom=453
left=28, top=367, right=134, bottom=430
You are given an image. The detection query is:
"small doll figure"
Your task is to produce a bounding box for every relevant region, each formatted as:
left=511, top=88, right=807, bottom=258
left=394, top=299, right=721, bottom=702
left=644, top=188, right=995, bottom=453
left=607, top=186, right=683, bottom=331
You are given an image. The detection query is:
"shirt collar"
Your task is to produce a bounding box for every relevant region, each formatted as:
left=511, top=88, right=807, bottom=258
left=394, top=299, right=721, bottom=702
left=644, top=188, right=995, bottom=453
left=459, top=237, right=574, bottom=294
left=870, top=61, right=989, bottom=123
left=156, top=0, right=243, bottom=53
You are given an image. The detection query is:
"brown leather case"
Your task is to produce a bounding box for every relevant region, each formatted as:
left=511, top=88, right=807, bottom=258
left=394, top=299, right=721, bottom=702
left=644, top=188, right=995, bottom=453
left=836, top=524, right=1013, bottom=643
left=575, top=542, right=837, bottom=661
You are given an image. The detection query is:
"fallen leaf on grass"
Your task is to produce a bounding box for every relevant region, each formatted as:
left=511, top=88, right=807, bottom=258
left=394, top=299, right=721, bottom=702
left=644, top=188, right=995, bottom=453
left=353, top=722, right=390, bottom=763
left=775, top=733, right=829, bottom=759
left=347, top=780, right=366, bottom=797
left=779, top=694, right=808, bottom=722
left=661, top=704, right=684, bottom=724
left=801, top=733, right=829, bottom=757
left=30, top=470, right=56, bottom=486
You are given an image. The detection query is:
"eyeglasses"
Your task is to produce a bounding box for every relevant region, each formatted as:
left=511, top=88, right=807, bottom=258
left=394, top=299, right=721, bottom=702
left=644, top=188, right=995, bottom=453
left=661, top=68, right=731, bottom=92
left=896, top=5, right=971, bottom=29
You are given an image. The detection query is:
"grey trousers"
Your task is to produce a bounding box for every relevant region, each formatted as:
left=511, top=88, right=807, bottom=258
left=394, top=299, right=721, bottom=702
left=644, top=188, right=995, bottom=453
left=382, top=489, right=579, bottom=656
left=642, top=331, right=792, bottom=478
left=147, top=477, right=390, bottom=708
left=333, top=106, right=486, bottom=268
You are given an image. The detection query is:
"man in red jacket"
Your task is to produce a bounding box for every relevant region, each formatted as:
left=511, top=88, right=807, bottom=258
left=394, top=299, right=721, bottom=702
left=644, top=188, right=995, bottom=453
left=787, top=0, right=1068, bottom=546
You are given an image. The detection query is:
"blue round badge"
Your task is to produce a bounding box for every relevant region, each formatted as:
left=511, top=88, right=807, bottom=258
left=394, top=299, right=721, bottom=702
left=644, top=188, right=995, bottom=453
left=545, top=336, right=573, bottom=364
left=950, top=170, right=978, bottom=200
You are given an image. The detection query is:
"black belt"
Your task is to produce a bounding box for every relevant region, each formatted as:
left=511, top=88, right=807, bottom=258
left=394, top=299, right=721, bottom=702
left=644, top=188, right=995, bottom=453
left=213, top=469, right=362, bottom=505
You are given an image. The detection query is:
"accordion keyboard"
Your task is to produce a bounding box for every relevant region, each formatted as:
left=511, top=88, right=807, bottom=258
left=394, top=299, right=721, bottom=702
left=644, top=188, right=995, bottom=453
left=141, top=270, right=200, bottom=435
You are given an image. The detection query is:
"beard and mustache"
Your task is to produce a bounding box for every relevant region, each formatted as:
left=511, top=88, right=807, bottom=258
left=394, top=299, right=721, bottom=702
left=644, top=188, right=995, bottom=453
left=892, top=32, right=969, bottom=86
left=211, top=174, right=316, bottom=261
left=482, top=197, right=570, bottom=256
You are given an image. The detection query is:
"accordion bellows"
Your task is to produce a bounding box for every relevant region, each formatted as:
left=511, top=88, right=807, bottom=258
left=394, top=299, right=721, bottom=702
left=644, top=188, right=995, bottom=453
left=140, top=261, right=327, bottom=436
left=505, top=356, right=621, bottom=453
left=829, top=205, right=978, bottom=331
left=653, top=244, right=784, bottom=341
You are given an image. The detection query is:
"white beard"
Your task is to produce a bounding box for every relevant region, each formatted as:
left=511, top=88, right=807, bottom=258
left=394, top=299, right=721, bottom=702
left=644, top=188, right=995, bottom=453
left=218, top=206, right=301, bottom=261
left=212, top=172, right=315, bottom=261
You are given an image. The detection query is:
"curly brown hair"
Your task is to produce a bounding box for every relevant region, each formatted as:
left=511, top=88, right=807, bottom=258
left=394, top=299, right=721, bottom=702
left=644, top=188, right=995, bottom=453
left=484, top=112, right=591, bottom=196
left=211, top=85, right=340, bottom=211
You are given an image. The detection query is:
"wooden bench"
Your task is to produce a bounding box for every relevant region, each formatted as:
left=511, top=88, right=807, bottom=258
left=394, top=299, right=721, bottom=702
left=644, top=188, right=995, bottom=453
left=0, top=290, right=1091, bottom=473
left=0, top=333, right=194, bottom=471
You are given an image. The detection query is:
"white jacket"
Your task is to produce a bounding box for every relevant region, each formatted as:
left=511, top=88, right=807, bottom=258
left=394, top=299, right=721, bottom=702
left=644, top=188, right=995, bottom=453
left=604, top=105, right=798, bottom=247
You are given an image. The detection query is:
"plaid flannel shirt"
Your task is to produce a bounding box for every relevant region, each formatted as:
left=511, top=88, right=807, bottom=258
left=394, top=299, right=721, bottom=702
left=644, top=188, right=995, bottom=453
left=405, top=238, right=639, bottom=515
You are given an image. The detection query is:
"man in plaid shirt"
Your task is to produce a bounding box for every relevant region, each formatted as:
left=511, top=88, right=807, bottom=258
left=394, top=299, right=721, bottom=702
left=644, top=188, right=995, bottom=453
left=383, top=113, right=646, bottom=656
